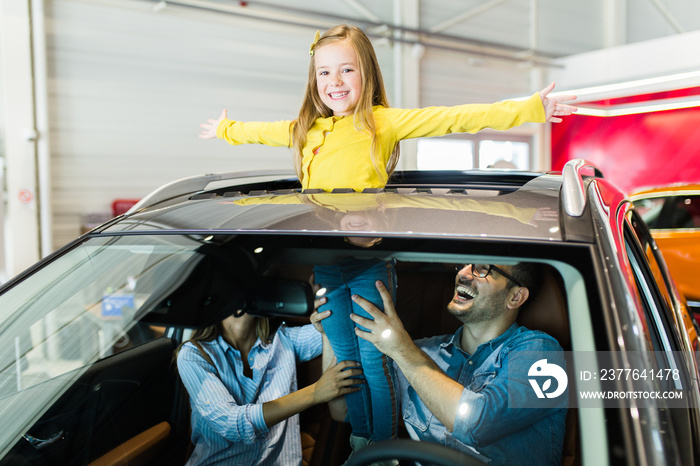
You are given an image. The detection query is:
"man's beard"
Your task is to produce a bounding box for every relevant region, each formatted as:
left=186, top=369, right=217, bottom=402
left=448, top=286, right=510, bottom=324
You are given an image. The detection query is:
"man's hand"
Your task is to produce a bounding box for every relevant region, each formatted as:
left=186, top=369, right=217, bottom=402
left=350, top=280, right=414, bottom=361
left=199, top=109, right=227, bottom=139
left=352, top=281, right=464, bottom=431
left=538, top=82, right=577, bottom=123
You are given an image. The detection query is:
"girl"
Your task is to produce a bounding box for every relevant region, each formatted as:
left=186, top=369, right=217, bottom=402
left=199, top=24, right=576, bottom=455
left=176, top=308, right=360, bottom=466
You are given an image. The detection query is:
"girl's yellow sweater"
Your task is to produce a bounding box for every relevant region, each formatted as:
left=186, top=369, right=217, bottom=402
left=216, top=93, right=545, bottom=191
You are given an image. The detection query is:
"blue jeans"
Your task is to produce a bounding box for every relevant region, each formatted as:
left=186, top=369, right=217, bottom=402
left=314, top=258, right=399, bottom=441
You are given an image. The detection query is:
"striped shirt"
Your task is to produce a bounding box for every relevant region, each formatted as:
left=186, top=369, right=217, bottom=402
left=177, top=324, right=322, bottom=466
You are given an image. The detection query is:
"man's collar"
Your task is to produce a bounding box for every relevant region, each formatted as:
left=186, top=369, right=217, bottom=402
left=443, top=322, right=521, bottom=353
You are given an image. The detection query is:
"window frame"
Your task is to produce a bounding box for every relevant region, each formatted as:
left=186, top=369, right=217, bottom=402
left=416, top=132, right=533, bottom=171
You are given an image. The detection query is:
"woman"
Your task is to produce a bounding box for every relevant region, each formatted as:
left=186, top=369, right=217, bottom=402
left=176, top=301, right=359, bottom=466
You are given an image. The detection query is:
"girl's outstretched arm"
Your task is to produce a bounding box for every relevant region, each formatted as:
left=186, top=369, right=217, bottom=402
left=199, top=109, right=227, bottom=139
left=539, top=82, right=577, bottom=123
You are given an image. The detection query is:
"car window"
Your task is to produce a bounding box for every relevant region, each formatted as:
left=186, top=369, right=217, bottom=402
left=624, top=211, right=699, bottom=466
left=624, top=220, right=687, bottom=390
left=627, top=211, right=675, bottom=314
left=669, top=195, right=700, bottom=229
left=636, top=194, right=700, bottom=230
left=629, top=207, right=700, bottom=375
left=633, top=197, right=665, bottom=228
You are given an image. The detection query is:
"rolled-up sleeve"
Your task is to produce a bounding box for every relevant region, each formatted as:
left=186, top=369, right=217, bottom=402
left=452, top=337, right=567, bottom=447
left=177, top=344, right=268, bottom=443
left=452, top=388, right=487, bottom=445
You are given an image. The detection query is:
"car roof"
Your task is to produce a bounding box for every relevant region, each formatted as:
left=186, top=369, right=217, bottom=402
left=98, top=164, right=604, bottom=244
left=629, top=183, right=700, bottom=199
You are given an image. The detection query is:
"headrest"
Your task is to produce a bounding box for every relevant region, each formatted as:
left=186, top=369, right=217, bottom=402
left=517, top=266, right=571, bottom=350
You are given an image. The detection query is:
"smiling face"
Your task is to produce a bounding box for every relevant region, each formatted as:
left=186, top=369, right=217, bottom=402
left=314, top=40, right=362, bottom=117
left=447, top=264, right=514, bottom=324
left=340, top=210, right=383, bottom=247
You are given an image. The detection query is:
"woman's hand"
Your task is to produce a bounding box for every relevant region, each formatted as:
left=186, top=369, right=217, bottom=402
left=312, top=359, right=362, bottom=404
left=310, top=309, right=329, bottom=335
left=199, top=109, right=227, bottom=139
left=310, top=283, right=329, bottom=334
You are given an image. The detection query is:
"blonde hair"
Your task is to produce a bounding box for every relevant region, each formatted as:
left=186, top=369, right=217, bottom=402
left=190, top=317, right=271, bottom=344
left=292, top=25, right=399, bottom=187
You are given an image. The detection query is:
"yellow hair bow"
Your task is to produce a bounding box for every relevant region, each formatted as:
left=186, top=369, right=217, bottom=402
left=309, top=30, right=321, bottom=56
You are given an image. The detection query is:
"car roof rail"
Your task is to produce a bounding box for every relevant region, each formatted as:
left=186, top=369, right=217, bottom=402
left=126, top=169, right=296, bottom=214
left=561, top=159, right=604, bottom=217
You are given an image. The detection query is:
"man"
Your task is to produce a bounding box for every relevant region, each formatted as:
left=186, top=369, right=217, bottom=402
left=323, top=262, right=567, bottom=466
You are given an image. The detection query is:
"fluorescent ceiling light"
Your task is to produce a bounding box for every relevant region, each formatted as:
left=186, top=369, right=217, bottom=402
left=553, top=70, right=700, bottom=101
left=577, top=96, right=700, bottom=117
left=510, top=71, right=700, bottom=116
left=531, top=70, right=700, bottom=117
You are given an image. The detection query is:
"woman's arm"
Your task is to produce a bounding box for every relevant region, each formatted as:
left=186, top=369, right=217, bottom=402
left=253, top=289, right=361, bottom=428
left=262, top=357, right=360, bottom=427
left=310, top=309, right=354, bottom=422
left=178, top=339, right=360, bottom=438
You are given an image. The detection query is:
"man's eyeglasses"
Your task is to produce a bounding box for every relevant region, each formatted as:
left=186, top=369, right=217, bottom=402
left=456, top=264, right=523, bottom=288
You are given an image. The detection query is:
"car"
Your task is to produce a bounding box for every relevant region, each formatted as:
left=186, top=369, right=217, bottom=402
left=630, top=183, right=700, bottom=315
left=0, top=159, right=699, bottom=466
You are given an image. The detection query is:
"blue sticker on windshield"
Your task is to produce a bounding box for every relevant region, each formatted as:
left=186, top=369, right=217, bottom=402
left=102, top=294, right=134, bottom=317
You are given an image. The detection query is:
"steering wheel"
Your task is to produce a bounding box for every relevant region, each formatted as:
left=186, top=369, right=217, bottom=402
left=345, top=438, right=487, bottom=466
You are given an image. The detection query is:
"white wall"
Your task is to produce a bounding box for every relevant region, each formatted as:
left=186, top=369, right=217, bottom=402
left=45, top=0, right=312, bottom=249
left=0, top=0, right=42, bottom=279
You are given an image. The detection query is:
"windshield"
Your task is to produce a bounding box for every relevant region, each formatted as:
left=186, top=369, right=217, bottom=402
left=0, top=230, right=589, bottom=461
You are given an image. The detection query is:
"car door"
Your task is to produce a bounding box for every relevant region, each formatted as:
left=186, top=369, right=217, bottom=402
left=636, top=193, right=700, bottom=308
left=0, top=335, right=180, bottom=466
left=622, top=209, right=700, bottom=465
left=0, top=236, right=203, bottom=465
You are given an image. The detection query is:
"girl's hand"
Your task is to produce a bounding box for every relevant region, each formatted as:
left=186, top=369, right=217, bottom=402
left=199, top=109, right=227, bottom=139
left=538, top=82, right=577, bottom=123
left=312, top=359, right=362, bottom=404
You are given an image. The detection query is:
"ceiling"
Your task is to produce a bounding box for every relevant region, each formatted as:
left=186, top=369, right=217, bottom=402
left=168, top=0, right=700, bottom=67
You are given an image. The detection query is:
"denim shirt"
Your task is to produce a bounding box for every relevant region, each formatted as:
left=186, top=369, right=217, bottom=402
left=397, top=323, right=567, bottom=466
left=177, top=324, right=322, bottom=466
